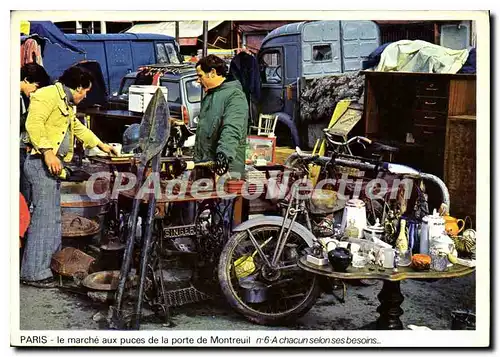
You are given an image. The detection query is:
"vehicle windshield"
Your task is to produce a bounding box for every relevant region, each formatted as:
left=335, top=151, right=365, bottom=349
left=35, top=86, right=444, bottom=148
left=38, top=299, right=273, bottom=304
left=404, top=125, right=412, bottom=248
left=165, top=43, right=180, bottom=64
left=156, top=42, right=181, bottom=64
left=185, top=78, right=202, bottom=103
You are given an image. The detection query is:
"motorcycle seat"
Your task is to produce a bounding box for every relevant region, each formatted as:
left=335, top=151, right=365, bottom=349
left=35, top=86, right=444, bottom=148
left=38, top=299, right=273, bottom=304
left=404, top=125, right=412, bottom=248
left=370, top=141, right=399, bottom=153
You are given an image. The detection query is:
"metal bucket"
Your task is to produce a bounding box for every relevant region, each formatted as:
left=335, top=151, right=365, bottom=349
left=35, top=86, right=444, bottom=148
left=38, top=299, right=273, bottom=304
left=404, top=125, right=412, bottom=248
left=99, top=239, right=125, bottom=271
left=239, top=278, right=268, bottom=304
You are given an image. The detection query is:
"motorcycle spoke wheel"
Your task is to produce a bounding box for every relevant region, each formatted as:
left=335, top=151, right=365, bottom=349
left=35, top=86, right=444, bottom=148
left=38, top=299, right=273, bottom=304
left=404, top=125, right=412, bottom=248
left=219, top=225, right=321, bottom=325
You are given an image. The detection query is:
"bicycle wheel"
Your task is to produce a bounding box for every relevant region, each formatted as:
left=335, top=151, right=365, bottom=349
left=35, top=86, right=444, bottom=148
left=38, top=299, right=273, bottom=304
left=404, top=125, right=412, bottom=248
left=218, top=225, right=321, bottom=325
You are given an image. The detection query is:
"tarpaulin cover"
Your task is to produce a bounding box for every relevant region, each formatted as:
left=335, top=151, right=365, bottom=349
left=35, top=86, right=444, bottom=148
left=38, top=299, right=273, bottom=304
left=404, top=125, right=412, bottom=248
left=235, top=21, right=293, bottom=33
left=26, top=21, right=85, bottom=54
left=375, top=40, right=469, bottom=74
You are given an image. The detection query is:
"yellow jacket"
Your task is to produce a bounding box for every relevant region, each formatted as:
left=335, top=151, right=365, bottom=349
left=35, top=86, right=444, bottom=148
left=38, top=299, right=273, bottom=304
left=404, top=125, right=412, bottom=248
left=26, top=82, right=100, bottom=162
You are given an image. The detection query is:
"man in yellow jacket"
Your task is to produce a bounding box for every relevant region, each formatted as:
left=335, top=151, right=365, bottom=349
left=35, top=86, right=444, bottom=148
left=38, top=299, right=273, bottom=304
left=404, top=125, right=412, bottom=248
left=21, top=65, right=117, bottom=288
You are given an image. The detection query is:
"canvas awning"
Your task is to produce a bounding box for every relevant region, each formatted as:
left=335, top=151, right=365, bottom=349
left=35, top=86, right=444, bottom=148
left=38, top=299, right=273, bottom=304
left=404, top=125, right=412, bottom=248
left=235, top=21, right=295, bottom=33
left=21, top=21, right=86, bottom=54
left=127, top=21, right=223, bottom=43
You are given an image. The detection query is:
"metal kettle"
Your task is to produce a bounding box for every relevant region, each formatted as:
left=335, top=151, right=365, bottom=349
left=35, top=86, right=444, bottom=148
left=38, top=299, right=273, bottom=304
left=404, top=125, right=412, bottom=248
left=327, top=246, right=353, bottom=272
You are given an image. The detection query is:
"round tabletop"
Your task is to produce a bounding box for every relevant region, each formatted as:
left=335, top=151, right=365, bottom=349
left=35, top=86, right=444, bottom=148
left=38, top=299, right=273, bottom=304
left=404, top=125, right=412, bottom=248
left=298, top=256, right=475, bottom=282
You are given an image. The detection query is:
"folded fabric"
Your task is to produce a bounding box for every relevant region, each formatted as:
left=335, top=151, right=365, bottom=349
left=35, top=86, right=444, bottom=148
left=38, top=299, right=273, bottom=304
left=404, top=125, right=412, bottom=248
left=375, top=40, right=469, bottom=74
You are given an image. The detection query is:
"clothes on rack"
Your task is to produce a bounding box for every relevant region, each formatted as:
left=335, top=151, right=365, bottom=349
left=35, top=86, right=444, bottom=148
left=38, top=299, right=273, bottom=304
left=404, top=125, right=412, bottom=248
left=21, top=38, right=43, bottom=66
left=229, top=52, right=261, bottom=128
left=229, top=52, right=261, bottom=103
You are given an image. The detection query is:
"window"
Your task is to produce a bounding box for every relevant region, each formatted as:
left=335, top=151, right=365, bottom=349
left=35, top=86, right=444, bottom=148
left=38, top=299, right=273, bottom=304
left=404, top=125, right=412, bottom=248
left=159, top=80, right=181, bottom=104
left=260, top=50, right=282, bottom=84
left=119, top=77, right=136, bottom=96
left=185, top=79, right=202, bottom=103
left=156, top=43, right=169, bottom=63
left=312, top=44, right=332, bottom=62
left=165, top=43, right=181, bottom=64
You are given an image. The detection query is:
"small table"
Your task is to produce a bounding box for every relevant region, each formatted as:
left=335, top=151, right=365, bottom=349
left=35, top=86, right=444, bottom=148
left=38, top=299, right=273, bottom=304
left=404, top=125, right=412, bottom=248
left=298, top=257, right=475, bottom=330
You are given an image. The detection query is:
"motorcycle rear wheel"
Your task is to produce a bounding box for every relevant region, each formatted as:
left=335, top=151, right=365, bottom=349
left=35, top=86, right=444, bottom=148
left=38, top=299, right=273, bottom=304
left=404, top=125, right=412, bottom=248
left=218, top=225, right=321, bottom=325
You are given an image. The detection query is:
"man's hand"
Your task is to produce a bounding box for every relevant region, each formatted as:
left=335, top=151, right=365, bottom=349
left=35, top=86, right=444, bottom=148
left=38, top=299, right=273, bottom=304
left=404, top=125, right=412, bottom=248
left=43, top=150, right=63, bottom=175
left=98, top=142, right=119, bottom=156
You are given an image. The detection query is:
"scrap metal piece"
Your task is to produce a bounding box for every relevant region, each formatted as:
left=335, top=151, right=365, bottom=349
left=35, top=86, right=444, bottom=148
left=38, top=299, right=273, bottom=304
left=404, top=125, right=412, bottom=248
left=111, top=88, right=171, bottom=330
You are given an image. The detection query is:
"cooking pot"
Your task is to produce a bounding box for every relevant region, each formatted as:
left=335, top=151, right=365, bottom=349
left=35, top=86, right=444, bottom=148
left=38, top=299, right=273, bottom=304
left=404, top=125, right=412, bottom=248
left=327, top=247, right=353, bottom=272
left=99, top=237, right=125, bottom=271
left=239, top=278, right=269, bottom=304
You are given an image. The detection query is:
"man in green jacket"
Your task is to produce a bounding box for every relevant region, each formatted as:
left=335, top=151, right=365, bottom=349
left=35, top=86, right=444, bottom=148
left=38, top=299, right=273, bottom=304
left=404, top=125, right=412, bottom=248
left=194, top=54, right=249, bottom=177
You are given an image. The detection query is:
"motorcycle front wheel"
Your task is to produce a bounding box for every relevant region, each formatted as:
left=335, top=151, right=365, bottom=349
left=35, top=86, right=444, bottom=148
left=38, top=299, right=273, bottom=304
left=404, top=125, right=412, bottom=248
left=218, top=225, right=321, bottom=326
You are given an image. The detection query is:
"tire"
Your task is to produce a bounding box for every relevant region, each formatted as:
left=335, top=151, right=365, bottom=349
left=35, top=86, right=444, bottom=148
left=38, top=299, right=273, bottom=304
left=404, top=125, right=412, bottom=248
left=218, top=225, right=321, bottom=325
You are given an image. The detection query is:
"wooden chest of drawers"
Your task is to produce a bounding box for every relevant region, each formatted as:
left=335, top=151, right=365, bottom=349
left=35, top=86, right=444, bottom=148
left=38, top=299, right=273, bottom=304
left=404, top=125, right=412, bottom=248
left=362, top=71, right=476, bottom=215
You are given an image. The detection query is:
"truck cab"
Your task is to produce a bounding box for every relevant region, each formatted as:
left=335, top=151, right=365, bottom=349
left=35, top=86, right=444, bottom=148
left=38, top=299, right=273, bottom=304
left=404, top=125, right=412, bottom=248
left=258, top=20, right=380, bottom=148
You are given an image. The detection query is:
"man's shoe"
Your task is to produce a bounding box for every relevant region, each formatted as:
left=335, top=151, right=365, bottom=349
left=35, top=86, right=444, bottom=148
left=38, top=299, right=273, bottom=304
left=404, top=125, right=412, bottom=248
left=21, top=277, right=58, bottom=288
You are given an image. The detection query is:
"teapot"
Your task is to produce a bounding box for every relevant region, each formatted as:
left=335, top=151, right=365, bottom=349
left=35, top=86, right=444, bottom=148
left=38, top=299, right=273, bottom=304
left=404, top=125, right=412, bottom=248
left=327, top=246, right=353, bottom=272
left=443, top=215, right=465, bottom=236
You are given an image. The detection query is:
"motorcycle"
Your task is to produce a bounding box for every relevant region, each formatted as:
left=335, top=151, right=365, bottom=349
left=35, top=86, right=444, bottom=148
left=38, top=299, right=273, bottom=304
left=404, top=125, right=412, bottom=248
left=218, top=141, right=450, bottom=325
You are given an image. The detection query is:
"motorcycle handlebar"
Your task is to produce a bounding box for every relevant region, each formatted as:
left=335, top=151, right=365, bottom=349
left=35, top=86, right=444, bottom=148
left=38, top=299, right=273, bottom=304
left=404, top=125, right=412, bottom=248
left=323, top=132, right=373, bottom=147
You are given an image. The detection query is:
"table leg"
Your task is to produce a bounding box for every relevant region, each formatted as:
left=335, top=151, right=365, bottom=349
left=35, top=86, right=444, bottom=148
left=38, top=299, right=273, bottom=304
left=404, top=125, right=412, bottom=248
left=376, top=280, right=404, bottom=330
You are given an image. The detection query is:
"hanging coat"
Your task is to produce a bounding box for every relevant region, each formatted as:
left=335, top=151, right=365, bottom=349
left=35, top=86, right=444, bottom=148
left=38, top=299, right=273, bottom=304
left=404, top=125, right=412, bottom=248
left=229, top=52, right=261, bottom=103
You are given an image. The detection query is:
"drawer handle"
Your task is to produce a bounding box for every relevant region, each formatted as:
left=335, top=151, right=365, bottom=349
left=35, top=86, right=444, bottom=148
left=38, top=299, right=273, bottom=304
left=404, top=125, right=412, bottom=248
left=425, top=87, right=439, bottom=91
left=424, top=101, right=437, bottom=105
left=424, top=116, right=436, bottom=120
left=423, top=131, right=434, bottom=135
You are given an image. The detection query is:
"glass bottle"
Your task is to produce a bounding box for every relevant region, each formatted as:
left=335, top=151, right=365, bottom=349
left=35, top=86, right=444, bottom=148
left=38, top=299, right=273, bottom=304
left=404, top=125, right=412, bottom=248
left=396, top=219, right=411, bottom=266
left=344, top=219, right=359, bottom=239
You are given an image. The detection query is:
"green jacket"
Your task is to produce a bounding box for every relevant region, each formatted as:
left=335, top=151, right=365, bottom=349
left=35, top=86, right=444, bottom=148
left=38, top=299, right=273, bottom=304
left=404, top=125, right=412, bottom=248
left=194, top=80, right=248, bottom=175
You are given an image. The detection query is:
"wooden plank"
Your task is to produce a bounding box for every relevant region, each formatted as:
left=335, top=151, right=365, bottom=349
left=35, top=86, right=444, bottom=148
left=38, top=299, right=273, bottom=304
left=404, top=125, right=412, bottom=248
left=448, top=78, right=477, bottom=116
left=364, top=75, right=379, bottom=135
left=448, top=115, right=477, bottom=121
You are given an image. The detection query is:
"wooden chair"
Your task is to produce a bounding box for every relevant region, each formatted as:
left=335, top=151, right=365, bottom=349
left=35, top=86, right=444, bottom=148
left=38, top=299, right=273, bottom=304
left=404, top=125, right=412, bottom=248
left=251, top=113, right=278, bottom=138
